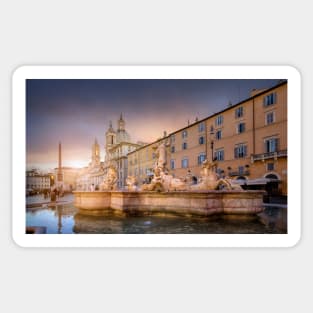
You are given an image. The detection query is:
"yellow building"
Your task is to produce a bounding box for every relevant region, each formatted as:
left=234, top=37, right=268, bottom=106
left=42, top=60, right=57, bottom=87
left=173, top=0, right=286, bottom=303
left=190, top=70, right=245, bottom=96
left=128, top=138, right=164, bottom=184
left=128, top=80, right=287, bottom=196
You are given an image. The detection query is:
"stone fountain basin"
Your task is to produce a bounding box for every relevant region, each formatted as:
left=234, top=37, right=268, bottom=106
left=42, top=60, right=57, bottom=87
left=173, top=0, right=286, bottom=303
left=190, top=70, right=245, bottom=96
left=73, top=190, right=265, bottom=217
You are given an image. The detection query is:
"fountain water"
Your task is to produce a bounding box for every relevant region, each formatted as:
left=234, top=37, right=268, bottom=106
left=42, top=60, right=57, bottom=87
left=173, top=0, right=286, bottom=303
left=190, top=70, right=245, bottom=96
left=74, top=141, right=264, bottom=217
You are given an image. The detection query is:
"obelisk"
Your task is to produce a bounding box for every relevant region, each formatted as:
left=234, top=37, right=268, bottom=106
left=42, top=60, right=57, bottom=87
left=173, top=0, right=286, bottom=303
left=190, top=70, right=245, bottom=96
left=57, top=142, right=64, bottom=187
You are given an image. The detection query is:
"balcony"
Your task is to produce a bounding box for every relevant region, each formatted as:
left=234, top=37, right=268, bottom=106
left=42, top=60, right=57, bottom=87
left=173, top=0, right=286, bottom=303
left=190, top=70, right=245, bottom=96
left=251, top=150, right=287, bottom=162
left=228, top=170, right=250, bottom=177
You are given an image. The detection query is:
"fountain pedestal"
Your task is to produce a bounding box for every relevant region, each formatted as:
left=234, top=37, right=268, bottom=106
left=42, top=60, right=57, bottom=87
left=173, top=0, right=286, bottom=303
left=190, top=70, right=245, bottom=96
left=73, top=190, right=265, bottom=217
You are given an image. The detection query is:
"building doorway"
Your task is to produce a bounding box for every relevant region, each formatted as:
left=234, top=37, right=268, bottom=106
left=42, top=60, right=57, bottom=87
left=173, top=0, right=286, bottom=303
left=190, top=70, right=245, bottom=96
left=265, top=174, right=280, bottom=196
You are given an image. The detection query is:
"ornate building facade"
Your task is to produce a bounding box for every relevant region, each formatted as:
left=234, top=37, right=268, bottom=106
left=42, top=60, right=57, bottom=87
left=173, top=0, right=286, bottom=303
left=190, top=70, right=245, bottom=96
left=76, top=138, right=106, bottom=191
left=26, top=169, right=51, bottom=193
left=76, top=115, right=142, bottom=190
left=104, top=114, right=142, bottom=188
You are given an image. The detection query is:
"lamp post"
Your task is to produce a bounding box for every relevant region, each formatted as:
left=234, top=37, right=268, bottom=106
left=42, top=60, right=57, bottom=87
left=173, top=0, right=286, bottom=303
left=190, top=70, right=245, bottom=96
left=210, top=125, right=214, bottom=161
left=50, top=175, right=54, bottom=187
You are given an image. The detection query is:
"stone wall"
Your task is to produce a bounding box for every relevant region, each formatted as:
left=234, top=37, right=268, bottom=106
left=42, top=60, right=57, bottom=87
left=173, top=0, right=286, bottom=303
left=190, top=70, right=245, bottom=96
left=73, top=190, right=264, bottom=217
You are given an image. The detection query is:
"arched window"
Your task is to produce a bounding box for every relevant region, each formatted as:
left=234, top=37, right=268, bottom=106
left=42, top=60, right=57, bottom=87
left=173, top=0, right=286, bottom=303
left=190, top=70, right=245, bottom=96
left=265, top=174, right=278, bottom=179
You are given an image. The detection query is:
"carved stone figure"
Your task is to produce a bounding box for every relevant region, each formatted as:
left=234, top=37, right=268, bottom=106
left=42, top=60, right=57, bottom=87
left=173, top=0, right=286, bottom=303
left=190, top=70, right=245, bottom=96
left=126, top=175, right=138, bottom=191
left=100, top=166, right=118, bottom=191
left=155, top=141, right=167, bottom=169
left=141, top=141, right=192, bottom=192
left=190, top=159, right=242, bottom=191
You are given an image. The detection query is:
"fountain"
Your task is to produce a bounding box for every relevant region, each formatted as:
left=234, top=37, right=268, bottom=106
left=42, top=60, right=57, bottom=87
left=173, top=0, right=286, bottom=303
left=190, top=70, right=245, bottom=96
left=73, top=142, right=264, bottom=217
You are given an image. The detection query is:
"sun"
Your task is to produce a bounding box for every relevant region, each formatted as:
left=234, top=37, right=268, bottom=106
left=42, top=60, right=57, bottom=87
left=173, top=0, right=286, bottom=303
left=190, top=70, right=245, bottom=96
left=66, top=160, right=88, bottom=168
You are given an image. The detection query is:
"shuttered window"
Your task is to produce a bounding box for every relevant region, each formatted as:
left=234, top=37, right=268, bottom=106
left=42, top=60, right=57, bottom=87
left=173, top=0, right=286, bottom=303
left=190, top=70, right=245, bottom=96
left=197, top=153, right=206, bottom=165
left=263, top=92, right=277, bottom=106
left=215, top=149, right=224, bottom=161
left=181, top=158, right=189, bottom=168
left=265, top=138, right=279, bottom=153
left=234, top=144, right=247, bottom=158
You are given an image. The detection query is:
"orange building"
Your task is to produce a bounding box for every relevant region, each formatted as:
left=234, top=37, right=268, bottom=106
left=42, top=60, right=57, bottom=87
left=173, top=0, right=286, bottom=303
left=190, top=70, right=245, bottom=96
left=128, top=81, right=287, bottom=197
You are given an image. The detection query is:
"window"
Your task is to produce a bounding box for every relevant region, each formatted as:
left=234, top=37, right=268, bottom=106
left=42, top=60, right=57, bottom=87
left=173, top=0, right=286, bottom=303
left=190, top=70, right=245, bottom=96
left=267, top=163, right=274, bottom=171
left=215, top=115, right=223, bottom=126
left=265, top=138, right=279, bottom=153
left=171, top=134, right=175, bottom=144
left=235, top=106, right=244, bottom=118
left=216, top=130, right=222, bottom=140
left=198, top=122, right=205, bottom=132
left=170, top=159, right=175, bottom=169
left=171, top=146, right=175, bottom=153
left=234, top=144, right=247, bottom=158
left=182, top=142, right=187, bottom=150
left=237, top=122, right=245, bottom=134
left=263, top=92, right=277, bottom=106
left=266, top=111, right=275, bottom=125
left=181, top=158, right=189, bottom=168
left=152, top=153, right=156, bottom=159
left=182, top=130, right=188, bottom=138
left=198, top=153, right=206, bottom=165
left=238, top=166, right=244, bottom=175
left=199, top=136, right=205, bottom=145
left=215, top=149, right=224, bottom=161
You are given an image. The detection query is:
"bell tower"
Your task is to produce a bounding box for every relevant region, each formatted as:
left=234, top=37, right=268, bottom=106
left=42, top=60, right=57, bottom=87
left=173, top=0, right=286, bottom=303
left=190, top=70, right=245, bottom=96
left=106, top=121, right=116, bottom=147
left=91, top=138, right=100, bottom=167
left=118, top=113, right=125, bottom=131
left=105, top=121, right=116, bottom=162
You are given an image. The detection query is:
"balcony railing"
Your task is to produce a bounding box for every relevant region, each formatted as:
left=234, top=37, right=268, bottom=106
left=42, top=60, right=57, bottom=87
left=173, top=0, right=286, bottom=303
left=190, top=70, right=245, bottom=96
left=228, top=170, right=250, bottom=177
left=251, top=150, right=287, bottom=162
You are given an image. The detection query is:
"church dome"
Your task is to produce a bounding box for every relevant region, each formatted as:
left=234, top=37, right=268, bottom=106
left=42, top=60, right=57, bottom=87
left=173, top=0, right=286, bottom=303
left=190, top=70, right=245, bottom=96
left=116, top=113, right=131, bottom=143
left=116, top=129, right=131, bottom=143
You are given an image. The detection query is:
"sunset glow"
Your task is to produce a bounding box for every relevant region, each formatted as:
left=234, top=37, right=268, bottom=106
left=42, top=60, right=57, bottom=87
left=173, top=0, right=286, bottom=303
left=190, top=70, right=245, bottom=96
left=26, top=79, right=279, bottom=171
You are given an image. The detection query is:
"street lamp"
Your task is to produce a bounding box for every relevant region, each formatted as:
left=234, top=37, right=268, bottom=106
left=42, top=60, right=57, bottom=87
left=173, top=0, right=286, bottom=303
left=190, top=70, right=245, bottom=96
left=209, top=125, right=215, bottom=161
left=50, top=175, right=54, bottom=186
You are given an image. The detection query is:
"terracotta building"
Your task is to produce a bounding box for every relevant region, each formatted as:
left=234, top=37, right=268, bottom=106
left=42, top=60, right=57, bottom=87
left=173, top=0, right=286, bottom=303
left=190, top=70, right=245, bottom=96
left=127, top=80, right=287, bottom=196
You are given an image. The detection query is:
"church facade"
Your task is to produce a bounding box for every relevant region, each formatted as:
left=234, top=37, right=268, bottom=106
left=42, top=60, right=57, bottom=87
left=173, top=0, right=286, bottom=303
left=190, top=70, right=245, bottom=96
left=104, top=114, right=142, bottom=188
left=76, top=114, right=142, bottom=190
left=76, top=139, right=106, bottom=191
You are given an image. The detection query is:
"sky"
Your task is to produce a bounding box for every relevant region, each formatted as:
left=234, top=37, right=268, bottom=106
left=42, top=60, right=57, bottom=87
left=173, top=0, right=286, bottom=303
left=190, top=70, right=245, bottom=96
left=26, top=79, right=280, bottom=171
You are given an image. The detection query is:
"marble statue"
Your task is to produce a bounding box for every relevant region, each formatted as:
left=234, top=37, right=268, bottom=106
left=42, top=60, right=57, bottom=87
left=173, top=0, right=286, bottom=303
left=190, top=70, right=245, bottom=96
left=155, top=141, right=167, bottom=169
left=191, top=159, right=242, bottom=191
left=126, top=175, right=138, bottom=191
left=141, top=141, right=189, bottom=192
left=100, top=165, right=118, bottom=191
